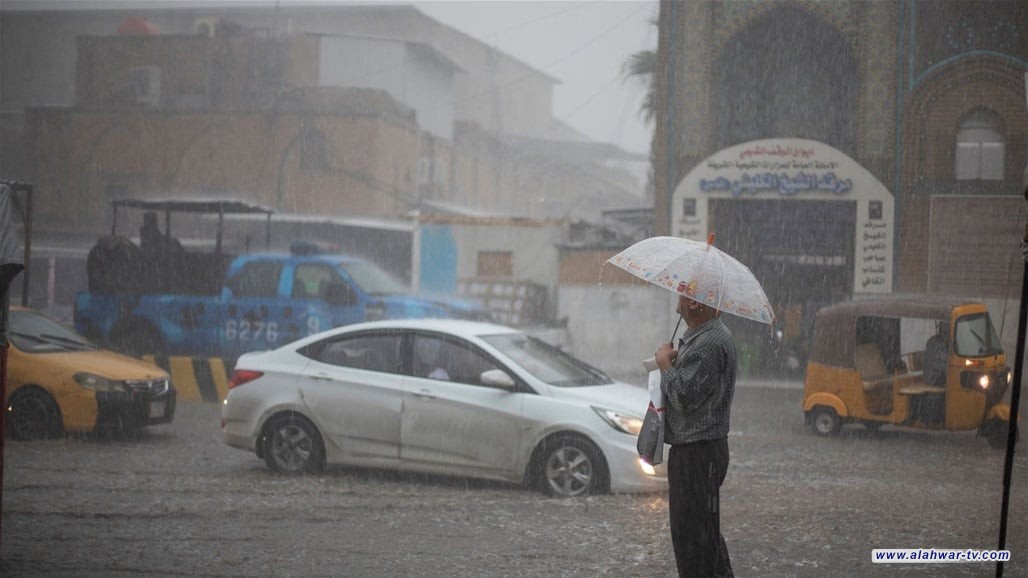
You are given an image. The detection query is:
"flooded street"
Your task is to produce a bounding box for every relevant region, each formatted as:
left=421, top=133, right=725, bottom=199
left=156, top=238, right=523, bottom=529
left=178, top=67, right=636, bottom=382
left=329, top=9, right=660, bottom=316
left=2, top=382, right=1025, bottom=577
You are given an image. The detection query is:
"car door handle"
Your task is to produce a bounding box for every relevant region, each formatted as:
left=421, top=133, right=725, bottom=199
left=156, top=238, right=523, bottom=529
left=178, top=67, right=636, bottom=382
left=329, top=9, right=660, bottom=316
left=413, top=388, right=436, bottom=399
left=309, top=373, right=334, bottom=382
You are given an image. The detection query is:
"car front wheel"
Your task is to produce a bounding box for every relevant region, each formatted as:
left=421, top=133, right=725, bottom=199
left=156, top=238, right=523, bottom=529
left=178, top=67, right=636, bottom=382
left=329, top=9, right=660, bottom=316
left=537, top=435, right=607, bottom=498
left=262, top=414, right=325, bottom=474
left=7, top=388, right=63, bottom=441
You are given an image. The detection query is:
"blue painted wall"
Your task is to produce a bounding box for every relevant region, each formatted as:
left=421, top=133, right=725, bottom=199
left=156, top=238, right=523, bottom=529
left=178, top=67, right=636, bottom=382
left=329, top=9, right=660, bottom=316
left=419, top=225, right=457, bottom=294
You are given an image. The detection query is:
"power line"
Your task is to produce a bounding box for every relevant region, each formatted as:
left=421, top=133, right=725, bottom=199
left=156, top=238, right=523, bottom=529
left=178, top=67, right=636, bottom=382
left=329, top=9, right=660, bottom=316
left=421, top=2, right=652, bottom=117
left=479, top=0, right=601, bottom=41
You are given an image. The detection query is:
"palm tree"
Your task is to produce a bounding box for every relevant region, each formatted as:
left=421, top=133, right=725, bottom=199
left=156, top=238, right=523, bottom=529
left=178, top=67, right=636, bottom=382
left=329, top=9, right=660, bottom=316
left=622, top=49, right=657, bottom=125
left=622, top=46, right=658, bottom=205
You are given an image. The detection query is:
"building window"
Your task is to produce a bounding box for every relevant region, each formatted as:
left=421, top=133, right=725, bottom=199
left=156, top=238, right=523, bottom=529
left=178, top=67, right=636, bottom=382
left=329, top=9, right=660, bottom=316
left=955, top=108, right=1004, bottom=181
left=477, top=251, right=513, bottom=278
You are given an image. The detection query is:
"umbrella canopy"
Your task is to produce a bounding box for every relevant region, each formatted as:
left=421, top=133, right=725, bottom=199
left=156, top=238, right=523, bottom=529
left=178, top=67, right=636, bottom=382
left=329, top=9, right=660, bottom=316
left=606, top=235, right=774, bottom=325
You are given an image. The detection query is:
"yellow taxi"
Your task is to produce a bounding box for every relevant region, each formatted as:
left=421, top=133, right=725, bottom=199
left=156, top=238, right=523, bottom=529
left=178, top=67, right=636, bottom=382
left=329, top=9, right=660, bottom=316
left=5, top=307, right=175, bottom=439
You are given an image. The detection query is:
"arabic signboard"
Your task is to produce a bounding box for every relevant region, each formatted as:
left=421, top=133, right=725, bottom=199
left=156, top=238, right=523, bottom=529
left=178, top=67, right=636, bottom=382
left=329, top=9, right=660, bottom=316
left=671, top=138, right=894, bottom=294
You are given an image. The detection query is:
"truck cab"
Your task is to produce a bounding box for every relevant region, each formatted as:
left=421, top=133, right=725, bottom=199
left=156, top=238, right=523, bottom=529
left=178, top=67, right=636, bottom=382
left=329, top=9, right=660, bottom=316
left=214, top=248, right=490, bottom=358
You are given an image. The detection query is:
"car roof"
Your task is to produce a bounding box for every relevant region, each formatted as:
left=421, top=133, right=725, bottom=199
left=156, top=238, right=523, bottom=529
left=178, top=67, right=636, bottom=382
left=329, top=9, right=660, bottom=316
left=329, top=318, right=521, bottom=339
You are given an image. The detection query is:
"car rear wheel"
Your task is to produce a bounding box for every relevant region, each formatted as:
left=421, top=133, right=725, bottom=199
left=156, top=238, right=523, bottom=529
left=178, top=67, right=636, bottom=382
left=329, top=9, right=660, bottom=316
left=7, top=388, right=63, bottom=441
left=262, top=414, right=325, bottom=474
left=536, top=435, right=607, bottom=498
left=810, top=406, right=842, bottom=437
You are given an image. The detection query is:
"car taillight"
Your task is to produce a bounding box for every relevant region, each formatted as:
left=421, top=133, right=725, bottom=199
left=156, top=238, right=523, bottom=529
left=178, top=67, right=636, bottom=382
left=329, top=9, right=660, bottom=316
left=228, top=369, right=264, bottom=390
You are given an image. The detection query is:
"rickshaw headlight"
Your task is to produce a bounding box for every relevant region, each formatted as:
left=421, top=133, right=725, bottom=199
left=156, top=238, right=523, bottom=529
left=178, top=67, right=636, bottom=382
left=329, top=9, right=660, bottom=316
left=961, top=371, right=990, bottom=390
left=1006, top=368, right=1013, bottom=386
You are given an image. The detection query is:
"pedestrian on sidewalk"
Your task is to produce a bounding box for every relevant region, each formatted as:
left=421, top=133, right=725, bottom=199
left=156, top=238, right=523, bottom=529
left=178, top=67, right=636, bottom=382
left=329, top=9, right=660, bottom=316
left=654, top=294, right=737, bottom=577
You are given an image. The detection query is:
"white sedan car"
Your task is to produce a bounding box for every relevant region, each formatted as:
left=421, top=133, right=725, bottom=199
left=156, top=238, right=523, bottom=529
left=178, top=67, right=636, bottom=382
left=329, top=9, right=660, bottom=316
left=221, top=319, right=667, bottom=497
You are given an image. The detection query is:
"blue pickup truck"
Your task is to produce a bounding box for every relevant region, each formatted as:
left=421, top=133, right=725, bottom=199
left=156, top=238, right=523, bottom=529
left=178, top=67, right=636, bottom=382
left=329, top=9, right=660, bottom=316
left=74, top=198, right=488, bottom=359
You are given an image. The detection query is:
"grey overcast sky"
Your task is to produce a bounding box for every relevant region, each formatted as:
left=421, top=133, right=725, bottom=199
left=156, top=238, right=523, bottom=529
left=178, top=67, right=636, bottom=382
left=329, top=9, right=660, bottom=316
left=412, top=1, right=658, bottom=155
left=6, top=0, right=658, bottom=154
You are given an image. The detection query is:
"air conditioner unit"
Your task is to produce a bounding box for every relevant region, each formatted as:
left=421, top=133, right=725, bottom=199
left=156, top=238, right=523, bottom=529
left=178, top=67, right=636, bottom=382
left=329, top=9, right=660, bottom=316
left=194, top=17, right=219, bottom=37
left=128, top=65, right=162, bottom=107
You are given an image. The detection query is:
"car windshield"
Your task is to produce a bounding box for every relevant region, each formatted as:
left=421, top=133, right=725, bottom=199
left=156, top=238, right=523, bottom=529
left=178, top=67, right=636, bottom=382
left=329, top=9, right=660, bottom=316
left=338, top=260, right=409, bottom=295
left=481, top=333, right=612, bottom=387
left=9, top=310, right=96, bottom=353
left=953, top=312, right=1003, bottom=357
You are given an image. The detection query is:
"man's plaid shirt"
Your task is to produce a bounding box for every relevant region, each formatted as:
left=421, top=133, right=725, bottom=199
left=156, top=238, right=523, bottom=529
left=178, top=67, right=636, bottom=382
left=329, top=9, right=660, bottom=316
left=660, top=317, right=737, bottom=445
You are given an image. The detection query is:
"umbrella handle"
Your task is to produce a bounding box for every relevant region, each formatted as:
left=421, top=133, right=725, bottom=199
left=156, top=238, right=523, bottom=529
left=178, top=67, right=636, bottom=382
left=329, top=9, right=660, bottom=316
left=669, top=316, right=682, bottom=345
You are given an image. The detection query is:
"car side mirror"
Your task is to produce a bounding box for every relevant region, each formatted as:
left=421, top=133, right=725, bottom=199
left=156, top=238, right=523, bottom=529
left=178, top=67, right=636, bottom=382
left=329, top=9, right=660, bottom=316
left=480, top=369, right=515, bottom=390
left=324, top=282, right=357, bottom=306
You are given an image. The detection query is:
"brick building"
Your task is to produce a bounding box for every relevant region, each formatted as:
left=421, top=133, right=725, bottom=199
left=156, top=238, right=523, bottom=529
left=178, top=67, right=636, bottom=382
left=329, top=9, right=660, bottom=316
left=646, top=0, right=1027, bottom=345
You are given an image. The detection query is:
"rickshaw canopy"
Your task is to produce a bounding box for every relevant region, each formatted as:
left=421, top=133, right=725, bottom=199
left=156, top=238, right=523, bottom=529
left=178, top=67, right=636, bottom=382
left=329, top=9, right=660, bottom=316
left=807, top=296, right=988, bottom=368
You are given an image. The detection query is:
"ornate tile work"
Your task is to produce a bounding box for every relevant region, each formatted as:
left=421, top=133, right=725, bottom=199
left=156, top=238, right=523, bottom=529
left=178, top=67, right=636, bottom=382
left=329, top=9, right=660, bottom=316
left=857, top=1, right=899, bottom=162
left=718, top=0, right=856, bottom=43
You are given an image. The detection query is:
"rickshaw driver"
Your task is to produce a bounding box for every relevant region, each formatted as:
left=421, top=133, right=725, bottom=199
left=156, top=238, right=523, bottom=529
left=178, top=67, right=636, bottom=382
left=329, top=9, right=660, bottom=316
left=924, top=322, right=949, bottom=387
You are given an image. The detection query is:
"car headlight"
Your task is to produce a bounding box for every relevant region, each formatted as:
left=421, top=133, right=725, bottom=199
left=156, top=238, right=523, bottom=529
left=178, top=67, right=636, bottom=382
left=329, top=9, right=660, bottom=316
left=74, top=372, right=125, bottom=392
left=593, top=406, right=644, bottom=435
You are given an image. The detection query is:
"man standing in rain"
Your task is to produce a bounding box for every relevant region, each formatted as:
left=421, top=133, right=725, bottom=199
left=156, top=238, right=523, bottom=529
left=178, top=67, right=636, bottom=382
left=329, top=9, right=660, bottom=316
left=654, top=293, right=736, bottom=577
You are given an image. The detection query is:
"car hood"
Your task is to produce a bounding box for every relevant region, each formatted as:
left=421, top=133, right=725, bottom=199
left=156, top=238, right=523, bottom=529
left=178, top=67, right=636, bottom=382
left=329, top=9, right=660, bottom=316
left=545, top=381, right=650, bottom=416
left=27, top=348, right=169, bottom=381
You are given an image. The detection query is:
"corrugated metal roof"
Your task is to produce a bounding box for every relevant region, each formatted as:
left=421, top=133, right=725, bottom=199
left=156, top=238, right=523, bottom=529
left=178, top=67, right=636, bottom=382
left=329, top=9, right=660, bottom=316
left=112, top=197, right=274, bottom=215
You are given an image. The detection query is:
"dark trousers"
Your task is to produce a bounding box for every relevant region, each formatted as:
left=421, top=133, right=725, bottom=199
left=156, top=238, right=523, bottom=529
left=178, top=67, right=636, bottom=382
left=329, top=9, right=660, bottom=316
left=668, top=438, right=733, bottom=578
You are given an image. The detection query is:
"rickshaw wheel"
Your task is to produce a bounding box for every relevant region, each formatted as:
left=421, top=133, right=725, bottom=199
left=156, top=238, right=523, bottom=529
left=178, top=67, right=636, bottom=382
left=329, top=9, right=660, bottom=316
left=810, top=407, right=842, bottom=436
left=982, top=418, right=1015, bottom=450
left=861, top=420, right=883, bottom=433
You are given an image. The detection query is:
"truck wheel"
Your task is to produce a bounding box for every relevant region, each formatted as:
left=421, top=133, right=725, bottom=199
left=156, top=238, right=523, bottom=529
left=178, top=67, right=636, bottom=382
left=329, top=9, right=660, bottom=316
left=111, top=323, right=165, bottom=358
left=810, top=406, right=842, bottom=437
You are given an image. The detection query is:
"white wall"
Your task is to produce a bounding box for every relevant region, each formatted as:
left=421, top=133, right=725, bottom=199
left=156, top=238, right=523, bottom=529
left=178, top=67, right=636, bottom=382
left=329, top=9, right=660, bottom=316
left=318, top=36, right=454, bottom=141
left=984, top=296, right=1024, bottom=365
left=558, top=284, right=678, bottom=382
left=450, top=223, right=561, bottom=289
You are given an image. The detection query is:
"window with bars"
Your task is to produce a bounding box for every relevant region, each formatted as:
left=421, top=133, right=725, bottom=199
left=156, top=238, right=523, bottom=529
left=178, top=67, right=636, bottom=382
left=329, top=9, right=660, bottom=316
left=955, top=108, right=1005, bottom=181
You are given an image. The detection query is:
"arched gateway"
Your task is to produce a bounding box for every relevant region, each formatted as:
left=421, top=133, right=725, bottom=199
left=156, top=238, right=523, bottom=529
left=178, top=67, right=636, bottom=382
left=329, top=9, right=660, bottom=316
left=671, top=139, right=894, bottom=352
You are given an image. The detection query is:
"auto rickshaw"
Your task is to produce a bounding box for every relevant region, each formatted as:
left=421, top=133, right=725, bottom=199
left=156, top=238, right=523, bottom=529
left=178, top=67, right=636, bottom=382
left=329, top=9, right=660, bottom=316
left=802, top=296, right=1014, bottom=448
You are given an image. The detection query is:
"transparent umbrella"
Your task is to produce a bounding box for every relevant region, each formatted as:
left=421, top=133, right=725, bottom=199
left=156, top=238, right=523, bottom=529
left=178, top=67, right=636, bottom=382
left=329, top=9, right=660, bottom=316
left=606, top=234, right=775, bottom=325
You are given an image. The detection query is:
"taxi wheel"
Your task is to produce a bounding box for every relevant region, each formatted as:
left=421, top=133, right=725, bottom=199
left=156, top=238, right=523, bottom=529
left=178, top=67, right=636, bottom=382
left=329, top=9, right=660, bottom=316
left=535, top=435, right=609, bottom=498
left=7, top=388, right=63, bottom=441
left=262, top=414, right=325, bottom=475
left=810, top=406, right=842, bottom=437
